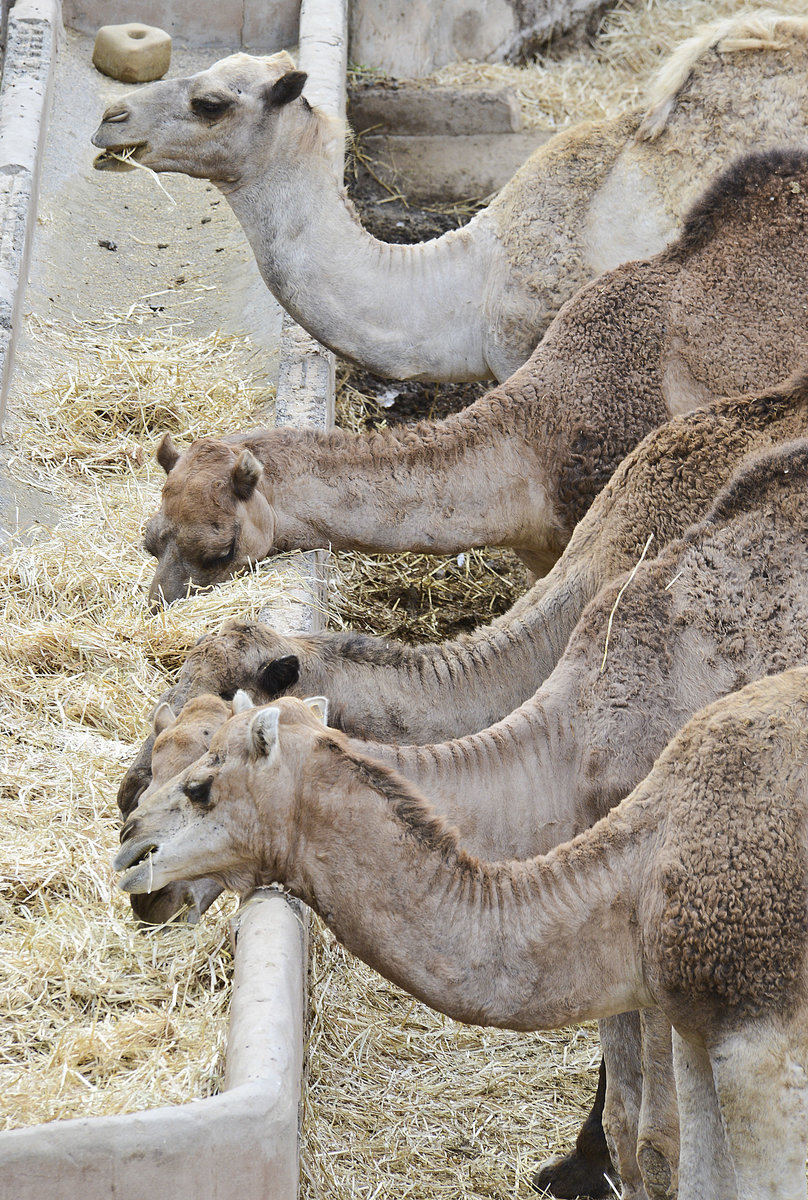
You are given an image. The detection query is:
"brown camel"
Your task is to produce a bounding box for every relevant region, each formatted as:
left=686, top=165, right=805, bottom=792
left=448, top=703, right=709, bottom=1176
left=91, top=14, right=808, bottom=382
left=118, top=368, right=808, bottom=821
left=142, top=149, right=808, bottom=605
left=118, top=439, right=808, bottom=1198
left=115, top=663, right=808, bottom=1200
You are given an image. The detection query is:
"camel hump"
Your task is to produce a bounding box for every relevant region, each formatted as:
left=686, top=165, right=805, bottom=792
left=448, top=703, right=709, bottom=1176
left=638, top=12, right=808, bottom=141
left=670, top=148, right=808, bottom=260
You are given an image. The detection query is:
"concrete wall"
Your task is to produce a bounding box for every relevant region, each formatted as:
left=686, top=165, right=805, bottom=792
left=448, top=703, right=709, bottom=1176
left=61, top=0, right=301, bottom=50
left=349, top=0, right=615, bottom=77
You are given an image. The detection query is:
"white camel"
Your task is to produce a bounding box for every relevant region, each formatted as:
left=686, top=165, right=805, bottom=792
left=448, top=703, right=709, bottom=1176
left=92, top=12, right=808, bottom=381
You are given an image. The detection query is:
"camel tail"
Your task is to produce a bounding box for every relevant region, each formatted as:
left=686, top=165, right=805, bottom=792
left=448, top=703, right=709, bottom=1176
left=637, top=10, right=805, bottom=143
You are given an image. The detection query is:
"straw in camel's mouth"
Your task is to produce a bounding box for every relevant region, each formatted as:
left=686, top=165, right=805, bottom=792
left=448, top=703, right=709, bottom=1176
left=93, top=144, right=147, bottom=172
left=113, top=838, right=160, bottom=892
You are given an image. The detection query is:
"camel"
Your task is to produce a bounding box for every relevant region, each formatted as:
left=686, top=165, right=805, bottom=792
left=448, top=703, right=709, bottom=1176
left=115, top=664, right=808, bottom=1200
left=91, top=13, right=808, bottom=383
left=117, top=368, right=808, bottom=819
left=127, top=693, right=232, bottom=923
left=116, top=439, right=808, bottom=1198
left=141, top=147, right=808, bottom=606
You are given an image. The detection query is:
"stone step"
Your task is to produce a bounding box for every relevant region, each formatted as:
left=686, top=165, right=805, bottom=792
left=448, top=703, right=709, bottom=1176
left=348, top=81, right=522, bottom=136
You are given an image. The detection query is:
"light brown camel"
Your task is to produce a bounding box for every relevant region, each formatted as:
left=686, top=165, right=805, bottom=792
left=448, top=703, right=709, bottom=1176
left=91, top=13, right=808, bottom=383
left=115, top=663, right=808, bottom=1200
left=117, top=368, right=808, bottom=821
left=117, top=440, right=808, bottom=1198
left=141, top=148, right=808, bottom=605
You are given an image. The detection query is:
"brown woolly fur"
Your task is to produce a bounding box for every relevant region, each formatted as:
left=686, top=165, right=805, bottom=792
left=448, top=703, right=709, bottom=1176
left=652, top=704, right=808, bottom=1020
left=669, top=147, right=808, bottom=259
left=145, top=150, right=808, bottom=607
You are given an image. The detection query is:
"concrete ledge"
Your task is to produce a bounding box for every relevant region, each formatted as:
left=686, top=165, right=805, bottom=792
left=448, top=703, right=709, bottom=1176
left=349, top=83, right=522, bottom=136
left=0, top=0, right=59, bottom=427
left=0, top=893, right=307, bottom=1200
left=359, top=129, right=553, bottom=202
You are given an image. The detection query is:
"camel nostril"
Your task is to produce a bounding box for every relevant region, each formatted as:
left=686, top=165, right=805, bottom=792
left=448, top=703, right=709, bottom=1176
left=103, top=107, right=130, bottom=123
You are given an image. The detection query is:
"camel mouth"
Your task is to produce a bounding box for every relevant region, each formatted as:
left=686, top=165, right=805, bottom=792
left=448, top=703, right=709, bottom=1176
left=93, top=144, right=147, bottom=172
left=113, top=838, right=160, bottom=892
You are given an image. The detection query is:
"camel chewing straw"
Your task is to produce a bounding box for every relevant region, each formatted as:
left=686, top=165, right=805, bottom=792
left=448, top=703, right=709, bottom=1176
left=109, top=148, right=177, bottom=208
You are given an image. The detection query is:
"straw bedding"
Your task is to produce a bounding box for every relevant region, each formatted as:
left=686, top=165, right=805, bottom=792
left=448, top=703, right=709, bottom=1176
left=1, top=0, right=783, bottom=1192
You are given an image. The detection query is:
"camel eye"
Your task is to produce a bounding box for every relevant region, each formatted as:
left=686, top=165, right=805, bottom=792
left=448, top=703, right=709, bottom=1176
left=201, top=535, right=238, bottom=569
left=184, top=777, right=212, bottom=806
left=190, top=95, right=232, bottom=119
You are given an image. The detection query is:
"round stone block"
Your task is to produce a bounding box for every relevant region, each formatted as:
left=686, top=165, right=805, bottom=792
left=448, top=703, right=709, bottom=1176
left=92, top=23, right=172, bottom=84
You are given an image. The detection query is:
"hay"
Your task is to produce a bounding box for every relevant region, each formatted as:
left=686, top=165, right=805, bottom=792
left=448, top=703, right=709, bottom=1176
left=0, top=309, right=313, bottom=1129
left=302, top=922, right=603, bottom=1199
left=424, top=0, right=808, bottom=129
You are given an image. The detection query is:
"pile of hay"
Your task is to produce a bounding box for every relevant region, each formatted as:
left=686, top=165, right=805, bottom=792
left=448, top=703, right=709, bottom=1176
left=0, top=312, right=296, bottom=1127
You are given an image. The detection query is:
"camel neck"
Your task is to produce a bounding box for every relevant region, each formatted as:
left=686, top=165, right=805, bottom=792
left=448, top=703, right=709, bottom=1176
left=221, top=150, right=499, bottom=381
left=237, top=401, right=560, bottom=573
left=282, top=750, right=652, bottom=1029
left=357, top=674, right=593, bottom=860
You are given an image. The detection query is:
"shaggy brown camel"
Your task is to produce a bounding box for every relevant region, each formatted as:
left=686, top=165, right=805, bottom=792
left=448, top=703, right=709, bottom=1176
left=142, top=149, right=808, bottom=605
left=118, top=440, right=808, bottom=1198
left=91, top=13, right=808, bottom=382
left=118, top=368, right=808, bottom=821
left=115, top=664, right=808, bottom=1200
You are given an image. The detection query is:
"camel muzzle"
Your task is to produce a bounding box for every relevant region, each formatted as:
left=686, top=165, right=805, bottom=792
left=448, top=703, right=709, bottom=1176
left=113, top=837, right=162, bottom=893
left=92, top=142, right=147, bottom=172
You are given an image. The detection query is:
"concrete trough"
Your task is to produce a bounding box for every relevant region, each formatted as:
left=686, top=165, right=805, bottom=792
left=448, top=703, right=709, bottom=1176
left=0, top=0, right=345, bottom=1195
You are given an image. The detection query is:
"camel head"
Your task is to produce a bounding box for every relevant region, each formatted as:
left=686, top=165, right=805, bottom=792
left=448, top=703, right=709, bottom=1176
left=145, top=432, right=276, bottom=608
left=91, top=51, right=311, bottom=186
left=124, top=692, right=236, bottom=923
left=114, top=695, right=330, bottom=898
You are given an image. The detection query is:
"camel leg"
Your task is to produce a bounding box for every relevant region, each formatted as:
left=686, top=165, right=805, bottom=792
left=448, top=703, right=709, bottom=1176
left=636, top=1010, right=679, bottom=1199
left=531, top=1055, right=616, bottom=1198
left=600, top=1012, right=648, bottom=1200
left=709, top=1026, right=808, bottom=1200
left=671, top=1029, right=735, bottom=1200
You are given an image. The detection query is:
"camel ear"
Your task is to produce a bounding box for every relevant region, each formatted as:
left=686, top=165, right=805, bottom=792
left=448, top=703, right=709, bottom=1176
left=152, top=701, right=177, bottom=736
left=232, top=689, right=254, bottom=715
left=257, top=654, right=300, bottom=698
left=231, top=448, right=263, bottom=501
left=266, top=70, right=307, bottom=109
left=249, top=706, right=281, bottom=760
left=156, top=432, right=180, bottom=475
left=303, top=695, right=329, bottom=725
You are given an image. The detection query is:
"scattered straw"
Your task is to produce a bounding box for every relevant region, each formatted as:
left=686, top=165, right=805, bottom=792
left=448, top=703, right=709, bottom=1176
left=106, top=149, right=177, bottom=208
left=600, top=533, right=654, bottom=673
left=0, top=305, right=302, bottom=1129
